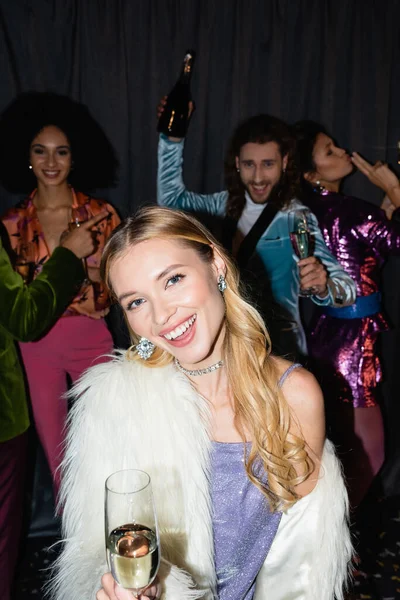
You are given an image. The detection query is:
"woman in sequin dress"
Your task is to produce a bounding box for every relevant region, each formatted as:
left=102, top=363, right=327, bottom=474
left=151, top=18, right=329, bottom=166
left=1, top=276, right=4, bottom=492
left=293, top=120, right=400, bottom=507
left=50, top=207, right=352, bottom=600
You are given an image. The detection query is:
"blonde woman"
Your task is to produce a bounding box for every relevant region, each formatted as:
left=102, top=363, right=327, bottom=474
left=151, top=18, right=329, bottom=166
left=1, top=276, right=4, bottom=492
left=50, top=207, right=352, bottom=600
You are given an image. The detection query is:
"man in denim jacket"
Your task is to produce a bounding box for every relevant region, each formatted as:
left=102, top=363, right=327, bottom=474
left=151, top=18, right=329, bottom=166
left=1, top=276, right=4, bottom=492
left=157, top=113, right=355, bottom=358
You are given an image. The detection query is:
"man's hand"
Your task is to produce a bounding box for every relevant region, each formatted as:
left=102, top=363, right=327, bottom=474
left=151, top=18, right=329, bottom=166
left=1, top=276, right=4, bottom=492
left=96, top=573, right=161, bottom=600
left=60, top=211, right=108, bottom=259
left=298, top=256, right=328, bottom=297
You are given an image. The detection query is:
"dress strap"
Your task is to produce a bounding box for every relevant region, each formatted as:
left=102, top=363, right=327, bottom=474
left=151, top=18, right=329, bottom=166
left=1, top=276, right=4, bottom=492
left=278, top=363, right=302, bottom=388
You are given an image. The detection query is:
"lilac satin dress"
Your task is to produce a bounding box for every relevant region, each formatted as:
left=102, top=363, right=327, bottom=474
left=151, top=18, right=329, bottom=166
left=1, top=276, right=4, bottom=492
left=305, top=190, right=400, bottom=408
left=210, top=364, right=300, bottom=599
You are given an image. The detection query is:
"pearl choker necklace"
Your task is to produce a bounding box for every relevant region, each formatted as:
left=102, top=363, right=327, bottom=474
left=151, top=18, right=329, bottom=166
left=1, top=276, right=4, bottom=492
left=174, top=358, right=224, bottom=377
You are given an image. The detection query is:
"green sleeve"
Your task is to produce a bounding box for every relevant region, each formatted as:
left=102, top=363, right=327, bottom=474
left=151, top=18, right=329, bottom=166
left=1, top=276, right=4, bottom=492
left=0, top=241, right=85, bottom=341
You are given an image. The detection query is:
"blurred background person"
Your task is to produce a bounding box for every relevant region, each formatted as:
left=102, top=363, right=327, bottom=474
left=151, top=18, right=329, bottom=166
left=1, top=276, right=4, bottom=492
left=0, top=215, right=104, bottom=600
left=293, top=120, right=400, bottom=507
left=157, top=104, right=356, bottom=361
left=0, top=92, right=121, bottom=499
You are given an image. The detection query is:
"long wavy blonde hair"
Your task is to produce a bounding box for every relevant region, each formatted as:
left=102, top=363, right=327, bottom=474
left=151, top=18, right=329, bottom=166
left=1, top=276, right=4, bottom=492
left=101, top=206, right=312, bottom=511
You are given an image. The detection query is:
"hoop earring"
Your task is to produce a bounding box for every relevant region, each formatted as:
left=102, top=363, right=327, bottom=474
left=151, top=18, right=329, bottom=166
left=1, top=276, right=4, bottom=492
left=218, top=274, right=227, bottom=293
left=136, top=337, right=155, bottom=360
left=314, top=180, right=328, bottom=193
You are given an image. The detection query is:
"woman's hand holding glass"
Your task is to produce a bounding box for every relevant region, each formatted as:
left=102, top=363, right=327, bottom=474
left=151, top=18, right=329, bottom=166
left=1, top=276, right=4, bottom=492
left=15, top=240, right=36, bottom=284
left=96, top=572, right=161, bottom=600
left=61, top=211, right=107, bottom=259
left=103, top=469, right=160, bottom=600
left=67, top=205, right=102, bottom=284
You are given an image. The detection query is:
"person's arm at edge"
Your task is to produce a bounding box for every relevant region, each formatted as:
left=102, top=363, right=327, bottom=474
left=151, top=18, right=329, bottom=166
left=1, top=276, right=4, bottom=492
left=0, top=240, right=84, bottom=342
left=157, top=134, right=227, bottom=217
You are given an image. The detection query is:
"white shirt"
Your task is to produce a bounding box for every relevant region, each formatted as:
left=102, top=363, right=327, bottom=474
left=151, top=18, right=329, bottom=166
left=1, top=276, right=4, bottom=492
left=236, top=191, right=266, bottom=237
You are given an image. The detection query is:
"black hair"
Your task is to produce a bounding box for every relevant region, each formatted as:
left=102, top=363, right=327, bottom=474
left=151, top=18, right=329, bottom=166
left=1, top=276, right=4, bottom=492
left=224, top=114, right=299, bottom=219
left=291, top=120, right=330, bottom=177
left=0, top=92, right=118, bottom=193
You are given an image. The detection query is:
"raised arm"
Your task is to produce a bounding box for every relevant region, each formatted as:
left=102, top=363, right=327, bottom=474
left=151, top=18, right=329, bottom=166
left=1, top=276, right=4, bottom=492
left=157, top=134, right=227, bottom=217
left=338, top=154, right=400, bottom=252
left=351, top=152, right=400, bottom=220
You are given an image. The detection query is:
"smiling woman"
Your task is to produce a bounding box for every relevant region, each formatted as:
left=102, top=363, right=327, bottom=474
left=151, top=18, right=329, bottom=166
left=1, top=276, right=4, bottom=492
left=50, top=206, right=353, bottom=600
left=108, top=235, right=226, bottom=371
left=0, top=92, right=121, bottom=499
left=30, top=125, right=72, bottom=189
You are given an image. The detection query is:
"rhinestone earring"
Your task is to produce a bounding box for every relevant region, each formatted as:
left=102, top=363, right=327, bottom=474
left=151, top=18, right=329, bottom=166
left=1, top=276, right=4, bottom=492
left=29, top=165, right=32, bottom=169
left=136, top=337, right=155, bottom=360
left=218, top=274, right=227, bottom=293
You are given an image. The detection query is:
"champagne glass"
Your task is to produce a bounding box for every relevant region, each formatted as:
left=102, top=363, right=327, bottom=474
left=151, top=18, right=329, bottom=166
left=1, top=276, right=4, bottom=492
left=105, top=469, right=160, bottom=596
left=289, top=209, right=315, bottom=297
left=68, top=205, right=91, bottom=285
left=15, top=240, right=36, bottom=284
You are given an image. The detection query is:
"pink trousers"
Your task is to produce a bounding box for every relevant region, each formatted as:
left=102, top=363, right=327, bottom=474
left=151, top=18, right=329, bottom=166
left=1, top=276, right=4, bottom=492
left=20, top=316, right=113, bottom=499
left=0, top=431, right=28, bottom=600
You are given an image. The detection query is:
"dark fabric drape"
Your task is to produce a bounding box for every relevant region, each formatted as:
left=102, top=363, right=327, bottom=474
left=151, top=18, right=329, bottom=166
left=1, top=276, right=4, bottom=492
left=1, top=0, right=400, bottom=493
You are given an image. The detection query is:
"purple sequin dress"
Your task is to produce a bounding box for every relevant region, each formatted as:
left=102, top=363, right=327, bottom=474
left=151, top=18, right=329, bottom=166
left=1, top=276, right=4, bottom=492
left=305, top=190, right=400, bottom=408
left=210, top=365, right=299, bottom=599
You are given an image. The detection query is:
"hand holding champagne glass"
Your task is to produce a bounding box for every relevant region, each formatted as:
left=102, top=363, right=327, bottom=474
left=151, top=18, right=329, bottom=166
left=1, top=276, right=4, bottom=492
left=105, top=470, right=160, bottom=598
left=68, top=205, right=94, bottom=285
left=15, top=240, right=36, bottom=284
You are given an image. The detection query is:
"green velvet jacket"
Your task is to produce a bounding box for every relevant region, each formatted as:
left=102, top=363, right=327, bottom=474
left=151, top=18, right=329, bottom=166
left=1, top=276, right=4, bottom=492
left=0, top=239, right=85, bottom=443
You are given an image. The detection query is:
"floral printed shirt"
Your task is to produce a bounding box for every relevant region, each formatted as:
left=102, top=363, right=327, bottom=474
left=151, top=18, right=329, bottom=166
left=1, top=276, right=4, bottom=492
left=1, top=188, right=121, bottom=318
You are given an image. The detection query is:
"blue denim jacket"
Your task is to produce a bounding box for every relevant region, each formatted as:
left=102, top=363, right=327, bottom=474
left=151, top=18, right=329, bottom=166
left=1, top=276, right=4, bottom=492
left=157, top=135, right=356, bottom=355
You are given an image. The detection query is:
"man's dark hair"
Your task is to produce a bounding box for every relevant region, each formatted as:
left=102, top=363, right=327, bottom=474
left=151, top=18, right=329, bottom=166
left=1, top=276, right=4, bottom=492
left=224, top=114, right=299, bottom=220
left=0, top=91, right=118, bottom=194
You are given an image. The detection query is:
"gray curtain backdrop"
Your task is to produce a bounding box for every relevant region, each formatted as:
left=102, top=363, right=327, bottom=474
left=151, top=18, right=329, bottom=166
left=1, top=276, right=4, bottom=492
left=1, top=0, right=400, bottom=490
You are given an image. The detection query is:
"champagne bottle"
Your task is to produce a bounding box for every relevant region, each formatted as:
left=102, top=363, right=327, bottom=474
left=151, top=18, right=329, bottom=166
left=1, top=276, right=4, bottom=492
left=157, top=50, right=195, bottom=138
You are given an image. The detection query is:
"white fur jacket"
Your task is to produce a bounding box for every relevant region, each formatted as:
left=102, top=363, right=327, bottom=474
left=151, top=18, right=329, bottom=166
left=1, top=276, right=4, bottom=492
left=49, top=351, right=352, bottom=600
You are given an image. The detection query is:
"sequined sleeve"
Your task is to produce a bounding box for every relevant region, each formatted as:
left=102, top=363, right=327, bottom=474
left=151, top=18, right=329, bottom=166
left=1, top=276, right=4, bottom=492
left=353, top=203, right=400, bottom=256
left=306, top=209, right=356, bottom=307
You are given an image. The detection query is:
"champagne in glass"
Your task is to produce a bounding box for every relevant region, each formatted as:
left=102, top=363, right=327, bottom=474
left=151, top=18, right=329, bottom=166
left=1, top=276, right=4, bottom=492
left=15, top=241, right=36, bottom=284
left=157, top=50, right=196, bottom=138
left=105, top=469, right=160, bottom=595
left=289, top=209, right=314, bottom=297
left=68, top=205, right=91, bottom=285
